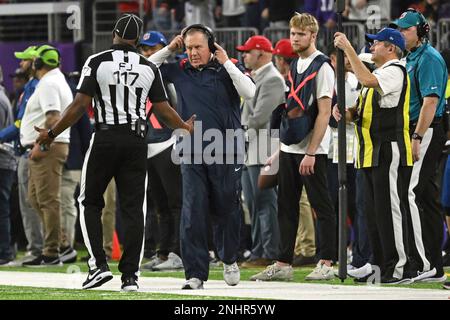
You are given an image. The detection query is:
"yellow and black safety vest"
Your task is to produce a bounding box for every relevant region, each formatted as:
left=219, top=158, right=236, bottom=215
left=354, top=63, right=413, bottom=169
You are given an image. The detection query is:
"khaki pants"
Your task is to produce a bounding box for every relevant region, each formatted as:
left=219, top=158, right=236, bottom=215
left=28, top=143, right=68, bottom=257
left=294, top=187, right=316, bottom=258
left=102, top=179, right=116, bottom=258
left=60, top=168, right=81, bottom=248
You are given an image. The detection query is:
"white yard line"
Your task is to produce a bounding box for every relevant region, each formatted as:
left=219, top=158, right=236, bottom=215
left=0, top=271, right=448, bottom=300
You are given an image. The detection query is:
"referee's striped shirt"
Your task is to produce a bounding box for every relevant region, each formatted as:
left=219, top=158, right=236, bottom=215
left=76, top=43, right=168, bottom=125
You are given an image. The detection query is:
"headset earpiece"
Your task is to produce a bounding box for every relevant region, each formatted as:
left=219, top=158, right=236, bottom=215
left=182, top=24, right=216, bottom=53
left=35, top=47, right=61, bottom=69
left=405, top=8, right=430, bottom=39
left=33, top=58, right=44, bottom=70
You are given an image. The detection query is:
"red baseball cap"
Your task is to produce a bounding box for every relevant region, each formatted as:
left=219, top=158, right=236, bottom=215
left=272, top=39, right=297, bottom=58
left=236, top=35, right=273, bottom=52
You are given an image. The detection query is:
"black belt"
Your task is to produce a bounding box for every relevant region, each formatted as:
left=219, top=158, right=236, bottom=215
left=95, top=123, right=132, bottom=131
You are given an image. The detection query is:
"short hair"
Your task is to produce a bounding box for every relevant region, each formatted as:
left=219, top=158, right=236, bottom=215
left=182, top=27, right=209, bottom=41
left=382, top=41, right=403, bottom=59
left=275, top=55, right=294, bottom=65
left=327, top=44, right=337, bottom=57
left=289, top=12, right=319, bottom=34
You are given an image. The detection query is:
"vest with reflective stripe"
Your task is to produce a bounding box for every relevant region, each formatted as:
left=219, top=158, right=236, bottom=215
left=354, top=63, right=413, bottom=169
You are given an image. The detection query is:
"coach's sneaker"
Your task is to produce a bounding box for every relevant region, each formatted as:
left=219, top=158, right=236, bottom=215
left=412, top=267, right=437, bottom=282
left=182, top=278, right=204, bottom=290
left=59, top=246, right=77, bottom=264
left=151, top=252, right=183, bottom=271
left=250, top=262, right=293, bottom=281
left=22, top=255, right=63, bottom=267
left=82, top=264, right=113, bottom=289
left=223, top=262, right=240, bottom=286
left=121, top=275, right=138, bottom=292
left=354, top=270, right=377, bottom=284
left=305, top=262, right=335, bottom=280
left=347, top=263, right=373, bottom=279
left=141, top=254, right=167, bottom=271
left=419, top=271, right=447, bottom=283
left=381, top=276, right=413, bottom=285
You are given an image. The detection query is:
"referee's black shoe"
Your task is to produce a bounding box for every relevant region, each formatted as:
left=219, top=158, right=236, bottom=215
left=82, top=264, right=113, bottom=290
left=121, top=275, right=138, bottom=292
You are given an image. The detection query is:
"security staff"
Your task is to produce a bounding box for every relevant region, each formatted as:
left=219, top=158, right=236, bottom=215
left=149, top=24, right=255, bottom=289
left=334, top=28, right=414, bottom=284
left=393, top=9, right=449, bottom=283
left=35, top=14, right=194, bottom=292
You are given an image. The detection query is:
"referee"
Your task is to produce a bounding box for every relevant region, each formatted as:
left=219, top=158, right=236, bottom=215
left=35, top=14, right=194, bottom=292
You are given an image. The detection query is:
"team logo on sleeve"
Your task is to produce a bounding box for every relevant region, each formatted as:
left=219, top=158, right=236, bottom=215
left=82, top=66, right=92, bottom=76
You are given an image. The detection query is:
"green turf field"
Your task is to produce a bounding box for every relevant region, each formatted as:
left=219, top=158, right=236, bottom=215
left=0, top=249, right=448, bottom=299
left=0, top=285, right=245, bottom=300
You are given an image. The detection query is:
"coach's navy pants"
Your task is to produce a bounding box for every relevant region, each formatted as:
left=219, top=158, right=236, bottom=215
left=180, top=163, right=242, bottom=281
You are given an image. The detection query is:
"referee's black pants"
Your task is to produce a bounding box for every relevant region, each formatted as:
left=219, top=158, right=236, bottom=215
left=79, top=127, right=147, bottom=278
left=277, top=151, right=336, bottom=263
left=406, top=123, right=446, bottom=277
left=362, top=142, right=410, bottom=280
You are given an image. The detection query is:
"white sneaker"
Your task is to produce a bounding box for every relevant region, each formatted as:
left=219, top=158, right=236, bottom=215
left=305, top=262, right=335, bottom=280
left=347, top=264, right=357, bottom=271
left=152, top=252, right=183, bottom=271
left=413, top=268, right=447, bottom=283
left=223, top=262, right=240, bottom=286
left=347, top=263, right=373, bottom=279
left=182, top=278, right=204, bottom=289
left=412, top=268, right=437, bottom=282
left=141, top=255, right=166, bottom=271
left=250, top=263, right=293, bottom=281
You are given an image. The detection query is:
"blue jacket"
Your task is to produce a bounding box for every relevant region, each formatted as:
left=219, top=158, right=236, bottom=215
left=65, top=112, right=92, bottom=170
left=160, top=58, right=245, bottom=157
left=0, top=78, right=38, bottom=146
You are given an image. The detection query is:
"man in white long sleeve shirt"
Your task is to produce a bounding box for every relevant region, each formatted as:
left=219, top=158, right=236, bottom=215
left=148, top=24, right=255, bottom=290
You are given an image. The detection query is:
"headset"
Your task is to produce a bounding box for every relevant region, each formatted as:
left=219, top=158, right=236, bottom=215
left=404, top=8, right=430, bottom=39
left=33, top=46, right=61, bottom=70
left=181, top=24, right=216, bottom=53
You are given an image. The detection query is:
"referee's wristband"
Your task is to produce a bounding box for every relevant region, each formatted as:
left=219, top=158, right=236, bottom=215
left=305, top=153, right=315, bottom=157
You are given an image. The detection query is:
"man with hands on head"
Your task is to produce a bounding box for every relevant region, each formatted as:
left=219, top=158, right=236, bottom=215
left=333, top=28, right=415, bottom=284
left=149, top=24, right=256, bottom=290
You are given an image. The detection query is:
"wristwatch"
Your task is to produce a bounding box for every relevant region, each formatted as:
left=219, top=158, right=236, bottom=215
left=411, top=132, right=423, bottom=143
left=47, top=128, right=57, bottom=139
